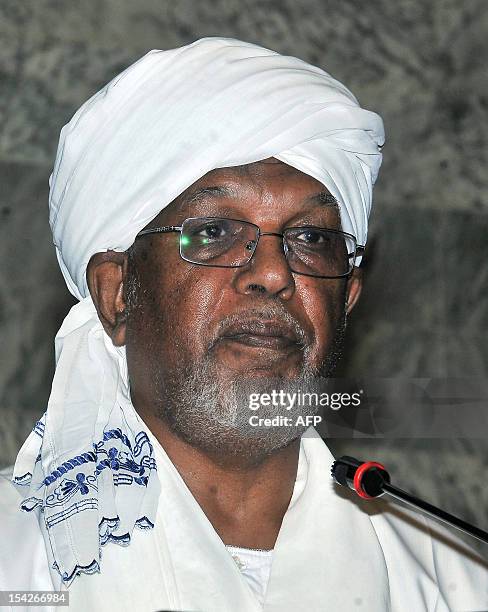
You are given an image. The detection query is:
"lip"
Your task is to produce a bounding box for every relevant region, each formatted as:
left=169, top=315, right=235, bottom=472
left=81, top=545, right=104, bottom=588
left=217, top=320, right=303, bottom=351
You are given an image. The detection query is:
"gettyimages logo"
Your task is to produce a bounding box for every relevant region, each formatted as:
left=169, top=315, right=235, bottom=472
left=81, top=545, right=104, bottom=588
left=238, top=377, right=365, bottom=434
left=248, top=388, right=362, bottom=428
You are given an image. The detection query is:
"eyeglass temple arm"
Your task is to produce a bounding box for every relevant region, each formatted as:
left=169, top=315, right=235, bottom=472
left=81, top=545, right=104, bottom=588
left=136, top=226, right=183, bottom=237
left=347, top=244, right=365, bottom=257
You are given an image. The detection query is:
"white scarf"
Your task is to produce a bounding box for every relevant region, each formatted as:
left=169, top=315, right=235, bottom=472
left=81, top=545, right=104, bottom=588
left=12, top=298, right=159, bottom=585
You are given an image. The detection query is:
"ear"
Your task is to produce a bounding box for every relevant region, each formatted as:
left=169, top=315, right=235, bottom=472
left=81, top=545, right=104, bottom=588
left=345, top=267, right=363, bottom=315
left=86, top=251, right=128, bottom=346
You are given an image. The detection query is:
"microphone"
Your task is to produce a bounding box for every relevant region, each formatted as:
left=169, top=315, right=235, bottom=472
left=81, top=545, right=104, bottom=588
left=331, top=456, right=488, bottom=545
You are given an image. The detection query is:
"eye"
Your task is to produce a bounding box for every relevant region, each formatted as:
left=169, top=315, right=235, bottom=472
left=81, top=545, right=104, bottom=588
left=195, top=221, right=229, bottom=241
left=295, top=229, right=326, bottom=244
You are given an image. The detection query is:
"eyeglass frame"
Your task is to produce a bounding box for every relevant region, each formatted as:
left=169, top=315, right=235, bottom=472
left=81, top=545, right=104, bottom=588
left=135, top=216, right=365, bottom=279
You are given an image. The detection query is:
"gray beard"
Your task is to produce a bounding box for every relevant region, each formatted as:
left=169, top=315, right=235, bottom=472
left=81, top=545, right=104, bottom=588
left=151, top=312, right=346, bottom=464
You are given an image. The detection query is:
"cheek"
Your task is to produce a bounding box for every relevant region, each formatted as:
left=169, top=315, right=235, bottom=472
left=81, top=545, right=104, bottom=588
left=295, top=279, right=345, bottom=359
left=135, top=253, right=228, bottom=357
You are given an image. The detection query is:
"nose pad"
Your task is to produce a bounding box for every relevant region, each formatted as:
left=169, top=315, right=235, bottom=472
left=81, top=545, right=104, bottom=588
left=246, top=233, right=293, bottom=277
left=244, top=234, right=287, bottom=266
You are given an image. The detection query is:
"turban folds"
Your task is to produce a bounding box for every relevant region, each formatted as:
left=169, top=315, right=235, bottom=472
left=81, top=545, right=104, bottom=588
left=13, top=38, right=385, bottom=587
left=49, top=37, right=385, bottom=301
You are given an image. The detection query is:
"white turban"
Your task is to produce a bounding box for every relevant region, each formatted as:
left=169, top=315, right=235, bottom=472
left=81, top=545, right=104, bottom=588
left=49, top=36, right=384, bottom=301
left=12, top=37, right=385, bottom=587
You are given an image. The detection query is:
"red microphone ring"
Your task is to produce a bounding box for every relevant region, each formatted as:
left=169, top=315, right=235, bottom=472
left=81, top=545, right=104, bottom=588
left=353, top=461, right=386, bottom=499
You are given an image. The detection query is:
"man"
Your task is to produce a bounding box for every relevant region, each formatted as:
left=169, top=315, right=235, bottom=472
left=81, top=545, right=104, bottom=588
left=1, top=37, right=487, bottom=612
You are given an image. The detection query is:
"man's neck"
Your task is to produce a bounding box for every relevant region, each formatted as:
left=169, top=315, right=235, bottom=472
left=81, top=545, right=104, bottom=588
left=140, top=410, right=300, bottom=550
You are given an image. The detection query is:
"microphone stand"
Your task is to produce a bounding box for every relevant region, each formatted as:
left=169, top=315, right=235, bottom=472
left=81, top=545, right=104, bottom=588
left=331, top=456, right=488, bottom=545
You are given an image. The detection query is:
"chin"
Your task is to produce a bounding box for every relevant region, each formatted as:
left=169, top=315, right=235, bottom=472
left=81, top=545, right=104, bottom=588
left=175, top=423, right=304, bottom=467
left=214, top=353, right=317, bottom=381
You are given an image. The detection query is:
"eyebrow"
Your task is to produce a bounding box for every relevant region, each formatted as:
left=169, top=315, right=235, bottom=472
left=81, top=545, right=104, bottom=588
left=180, top=186, right=236, bottom=208
left=306, top=191, right=338, bottom=208
left=179, top=186, right=338, bottom=209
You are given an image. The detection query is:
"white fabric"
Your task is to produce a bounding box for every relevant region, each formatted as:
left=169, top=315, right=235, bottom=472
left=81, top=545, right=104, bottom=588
left=225, top=546, right=274, bottom=606
left=11, top=299, right=159, bottom=586
left=12, top=36, right=385, bottom=589
left=2, top=428, right=488, bottom=612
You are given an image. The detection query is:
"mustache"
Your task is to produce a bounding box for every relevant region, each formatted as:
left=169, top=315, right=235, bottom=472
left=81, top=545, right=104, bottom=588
left=210, top=304, right=309, bottom=349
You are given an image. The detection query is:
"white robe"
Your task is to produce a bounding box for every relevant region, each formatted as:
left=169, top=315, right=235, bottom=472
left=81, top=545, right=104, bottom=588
left=1, top=427, right=487, bottom=612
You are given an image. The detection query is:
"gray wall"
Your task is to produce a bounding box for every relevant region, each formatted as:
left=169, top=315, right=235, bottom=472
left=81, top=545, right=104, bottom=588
left=1, top=0, right=487, bottom=552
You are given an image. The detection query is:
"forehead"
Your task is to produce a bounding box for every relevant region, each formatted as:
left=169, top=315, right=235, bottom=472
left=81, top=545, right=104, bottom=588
left=205, top=157, right=316, bottom=181
left=155, top=158, right=339, bottom=224
left=184, top=158, right=325, bottom=200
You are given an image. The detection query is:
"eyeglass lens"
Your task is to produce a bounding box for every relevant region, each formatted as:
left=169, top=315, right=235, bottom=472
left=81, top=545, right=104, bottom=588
left=180, top=218, right=356, bottom=277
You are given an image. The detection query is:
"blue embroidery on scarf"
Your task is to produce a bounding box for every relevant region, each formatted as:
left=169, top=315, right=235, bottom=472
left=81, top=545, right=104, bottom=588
left=43, top=473, right=99, bottom=508
left=19, top=430, right=154, bottom=506
left=13, top=472, right=33, bottom=486
left=42, top=453, right=97, bottom=486
left=21, top=427, right=156, bottom=514
left=98, top=515, right=155, bottom=547
left=12, top=415, right=47, bottom=486
left=33, top=418, right=45, bottom=438
left=39, top=429, right=156, bottom=489
left=18, top=424, right=158, bottom=585
left=53, top=559, right=100, bottom=583
left=46, top=498, right=99, bottom=528
left=20, top=496, right=43, bottom=512
left=135, top=515, right=154, bottom=529
left=54, top=514, right=155, bottom=584
left=92, top=430, right=156, bottom=484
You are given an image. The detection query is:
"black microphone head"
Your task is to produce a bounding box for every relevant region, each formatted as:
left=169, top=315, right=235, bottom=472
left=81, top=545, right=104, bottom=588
left=331, top=456, right=363, bottom=487
left=331, top=460, right=349, bottom=486
left=331, top=456, right=390, bottom=499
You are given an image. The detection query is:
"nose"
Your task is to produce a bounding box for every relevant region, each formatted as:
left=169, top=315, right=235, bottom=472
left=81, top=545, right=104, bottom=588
left=232, top=232, right=295, bottom=300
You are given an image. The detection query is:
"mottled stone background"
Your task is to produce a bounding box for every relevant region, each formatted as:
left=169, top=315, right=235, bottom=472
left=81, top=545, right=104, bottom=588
left=1, top=0, right=487, bottom=553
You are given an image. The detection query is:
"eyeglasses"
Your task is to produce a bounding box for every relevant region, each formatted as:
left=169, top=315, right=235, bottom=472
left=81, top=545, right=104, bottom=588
left=136, top=217, right=364, bottom=279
